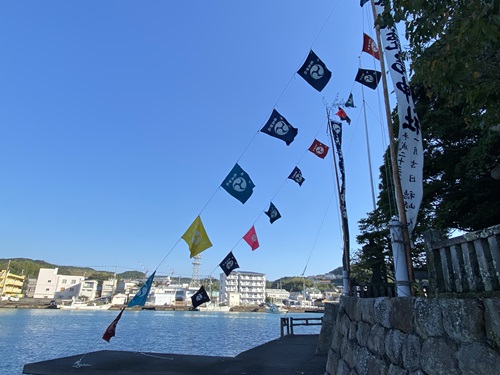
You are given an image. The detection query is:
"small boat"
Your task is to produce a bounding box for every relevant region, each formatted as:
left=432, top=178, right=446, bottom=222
left=198, top=302, right=231, bottom=312
left=59, top=299, right=111, bottom=310
left=265, top=303, right=288, bottom=314
left=46, top=300, right=60, bottom=309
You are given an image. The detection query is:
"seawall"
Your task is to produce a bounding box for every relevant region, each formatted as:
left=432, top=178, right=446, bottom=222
left=320, top=297, right=500, bottom=374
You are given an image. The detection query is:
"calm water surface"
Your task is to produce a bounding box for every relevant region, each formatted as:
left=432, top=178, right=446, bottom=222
left=0, top=309, right=322, bottom=374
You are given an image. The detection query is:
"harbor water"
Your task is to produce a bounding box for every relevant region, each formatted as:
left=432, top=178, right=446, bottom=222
left=0, top=309, right=322, bottom=374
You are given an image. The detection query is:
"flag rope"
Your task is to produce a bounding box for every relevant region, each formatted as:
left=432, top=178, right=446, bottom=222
left=82, top=1, right=397, bottom=358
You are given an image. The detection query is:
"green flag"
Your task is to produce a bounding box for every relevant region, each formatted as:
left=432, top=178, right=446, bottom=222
left=345, top=93, right=355, bottom=108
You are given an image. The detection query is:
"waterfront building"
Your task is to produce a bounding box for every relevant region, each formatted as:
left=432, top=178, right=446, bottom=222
left=148, top=284, right=184, bottom=306
left=115, top=280, right=139, bottom=295
left=101, top=279, right=116, bottom=298
left=265, top=288, right=290, bottom=306
left=0, top=269, right=26, bottom=298
left=219, top=271, right=266, bottom=306
left=111, top=293, right=127, bottom=305
left=25, top=277, right=37, bottom=298
left=305, top=288, right=323, bottom=301
left=79, top=280, right=99, bottom=300
left=33, top=268, right=85, bottom=299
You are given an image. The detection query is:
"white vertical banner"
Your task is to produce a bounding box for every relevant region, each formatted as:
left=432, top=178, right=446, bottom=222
left=374, top=0, right=423, bottom=235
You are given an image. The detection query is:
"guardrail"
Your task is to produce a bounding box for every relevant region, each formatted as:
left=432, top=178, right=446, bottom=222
left=280, top=316, right=323, bottom=337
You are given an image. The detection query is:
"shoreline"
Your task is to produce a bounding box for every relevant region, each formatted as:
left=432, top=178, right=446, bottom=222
left=0, top=299, right=324, bottom=313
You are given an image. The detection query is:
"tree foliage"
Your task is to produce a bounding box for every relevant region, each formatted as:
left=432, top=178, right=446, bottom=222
left=353, top=1, right=500, bottom=283
left=270, top=277, right=314, bottom=292
left=388, top=0, right=500, bottom=130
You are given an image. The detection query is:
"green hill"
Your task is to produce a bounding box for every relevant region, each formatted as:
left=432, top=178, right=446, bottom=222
left=0, top=258, right=143, bottom=280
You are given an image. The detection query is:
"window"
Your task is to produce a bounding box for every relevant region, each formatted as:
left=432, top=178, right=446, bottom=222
left=69, top=288, right=74, bottom=292
left=71, top=280, right=76, bottom=284
left=60, top=288, right=65, bottom=292
left=45, top=288, right=50, bottom=291
left=62, top=279, right=67, bottom=284
left=47, top=280, right=51, bottom=283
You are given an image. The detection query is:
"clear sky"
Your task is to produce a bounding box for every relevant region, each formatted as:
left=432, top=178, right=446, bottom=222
left=0, top=1, right=397, bottom=281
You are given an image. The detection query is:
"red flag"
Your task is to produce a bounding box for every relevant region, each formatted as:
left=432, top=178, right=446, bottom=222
left=336, top=107, right=351, bottom=125
left=102, top=308, right=125, bottom=342
left=243, top=226, right=260, bottom=251
left=308, top=139, right=329, bottom=159
left=362, top=33, right=380, bottom=60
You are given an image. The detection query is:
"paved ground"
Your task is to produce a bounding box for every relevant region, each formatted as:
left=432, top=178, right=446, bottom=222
left=23, top=334, right=326, bottom=375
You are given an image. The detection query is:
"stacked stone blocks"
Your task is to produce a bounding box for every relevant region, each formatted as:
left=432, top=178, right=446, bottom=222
left=324, top=297, right=500, bottom=375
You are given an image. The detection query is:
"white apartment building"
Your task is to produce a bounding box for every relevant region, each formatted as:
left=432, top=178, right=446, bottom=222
left=220, top=271, right=266, bottom=306
left=33, top=268, right=85, bottom=299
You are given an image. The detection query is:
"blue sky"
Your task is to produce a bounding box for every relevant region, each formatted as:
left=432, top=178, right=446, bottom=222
left=0, top=1, right=397, bottom=281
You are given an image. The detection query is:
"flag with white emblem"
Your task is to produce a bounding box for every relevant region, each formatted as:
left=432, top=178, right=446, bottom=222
left=297, top=50, right=332, bottom=92
left=355, top=68, right=381, bottom=90
left=128, top=271, right=156, bottom=308
left=191, top=285, right=210, bottom=308
left=181, top=216, right=213, bottom=258
left=264, top=202, right=281, bottom=224
left=362, top=33, right=380, bottom=60
left=221, top=163, right=256, bottom=204
left=243, top=226, right=260, bottom=251
left=219, top=251, right=240, bottom=276
left=308, top=139, right=329, bottom=159
left=288, top=166, right=305, bottom=186
left=260, top=109, right=298, bottom=146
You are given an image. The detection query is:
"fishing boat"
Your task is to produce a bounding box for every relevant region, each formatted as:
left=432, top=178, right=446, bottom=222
left=59, top=298, right=111, bottom=310
left=265, top=303, right=288, bottom=314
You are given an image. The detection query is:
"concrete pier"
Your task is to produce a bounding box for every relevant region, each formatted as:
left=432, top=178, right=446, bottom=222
left=23, top=334, right=326, bottom=375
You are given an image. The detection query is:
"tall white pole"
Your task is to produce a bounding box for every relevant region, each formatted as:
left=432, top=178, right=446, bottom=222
left=361, top=85, right=377, bottom=210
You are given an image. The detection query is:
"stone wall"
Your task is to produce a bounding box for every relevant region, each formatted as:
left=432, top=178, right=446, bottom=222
left=324, top=297, right=500, bottom=375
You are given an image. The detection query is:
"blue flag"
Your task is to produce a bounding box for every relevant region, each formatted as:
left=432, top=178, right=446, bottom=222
left=128, top=271, right=156, bottom=308
left=221, top=163, right=255, bottom=204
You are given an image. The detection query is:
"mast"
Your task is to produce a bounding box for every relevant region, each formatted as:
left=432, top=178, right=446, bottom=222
left=327, top=109, right=351, bottom=296
left=361, top=84, right=377, bottom=210
left=370, top=0, right=414, bottom=295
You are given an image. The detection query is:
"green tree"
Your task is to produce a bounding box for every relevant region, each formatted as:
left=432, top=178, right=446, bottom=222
left=388, top=0, right=500, bottom=130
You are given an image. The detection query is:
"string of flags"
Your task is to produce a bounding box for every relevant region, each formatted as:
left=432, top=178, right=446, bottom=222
left=100, top=24, right=384, bottom=343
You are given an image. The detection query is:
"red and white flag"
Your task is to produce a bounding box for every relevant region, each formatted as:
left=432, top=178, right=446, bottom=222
left=308, top=139, right=329, bottom=159
left=102, top=307, right=125, bottom=342
left=362, top=33, right=380, bottom=60
left=243, top=226, right=260, bottom=251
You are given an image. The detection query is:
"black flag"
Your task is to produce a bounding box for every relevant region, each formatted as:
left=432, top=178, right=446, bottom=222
left=219, top=251, right=240, bottom=276
left=297, top=50, right=332, bottom=92
left=260, top=109, right=298, bottom=146
left=265, top=202, right=282, bottom=224
left=355, top=68, right=381, bottom=90
left=288, top=167, right=305, bottom=186
left=191, top=285, right=210, bottom=308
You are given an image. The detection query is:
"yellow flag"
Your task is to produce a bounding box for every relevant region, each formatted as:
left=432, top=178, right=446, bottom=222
left=181, top=216, right=213, bottom=258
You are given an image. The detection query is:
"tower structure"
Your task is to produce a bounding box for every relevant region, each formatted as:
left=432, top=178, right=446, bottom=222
left=189, top=255, right=202, bottom=288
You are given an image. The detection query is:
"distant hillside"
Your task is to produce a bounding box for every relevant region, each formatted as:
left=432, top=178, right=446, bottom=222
left=0, top=258, right=143, bottom=280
